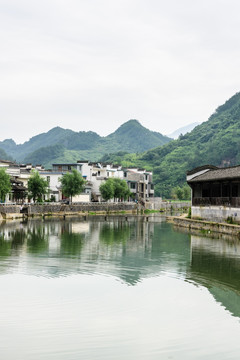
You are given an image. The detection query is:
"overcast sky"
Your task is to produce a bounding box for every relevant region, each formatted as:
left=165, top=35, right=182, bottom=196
left=1, top=0, right=240, bottom=144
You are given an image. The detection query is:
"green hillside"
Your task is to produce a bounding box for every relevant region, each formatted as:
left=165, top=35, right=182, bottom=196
left=136, top=92, right=240, bottom=197
left=0, top=147, right=13, bottom=162
left=0, top=120, right=171, bottom=166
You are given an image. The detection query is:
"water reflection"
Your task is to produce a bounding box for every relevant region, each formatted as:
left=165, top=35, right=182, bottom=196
left=188, top=235, right=240, bottom=318
left=0, top=216, right=240, bottom=319
left=0, top=217, right=190, bottom=284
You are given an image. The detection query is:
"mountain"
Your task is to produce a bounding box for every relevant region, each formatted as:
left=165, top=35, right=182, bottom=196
left=0, top=120, right=171, bottom=167
left=139, top=91, right=240, bottom=197
left=167, top=122, right=200, bottom=139
left=0, top=147, right=13, bottom=162
left=110, top=92, right=240, bottom=197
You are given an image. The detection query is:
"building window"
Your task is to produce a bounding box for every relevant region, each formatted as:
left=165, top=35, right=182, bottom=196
left=124, top=172, right=127, bottom=178
left=46, top=176, right=50, bottom=183
left=130, top=183, right=136, bottom=189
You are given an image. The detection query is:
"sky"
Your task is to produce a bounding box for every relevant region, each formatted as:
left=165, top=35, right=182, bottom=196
left=1, top=0, right=240, bottom=144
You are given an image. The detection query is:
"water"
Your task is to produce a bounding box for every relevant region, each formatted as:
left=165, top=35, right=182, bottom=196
left=0, top=215, right=240, bottom=359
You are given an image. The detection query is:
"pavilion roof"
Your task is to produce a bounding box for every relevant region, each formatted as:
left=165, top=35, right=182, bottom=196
left=188, top=165, right=240, bottom=183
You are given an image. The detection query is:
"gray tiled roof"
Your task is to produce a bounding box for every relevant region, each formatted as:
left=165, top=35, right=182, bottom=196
left=188, top=165, right=240, bottom=182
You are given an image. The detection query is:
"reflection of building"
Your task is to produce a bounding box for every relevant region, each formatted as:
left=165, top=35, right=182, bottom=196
left=187, top=165, right=240, bottom=222
left=189, top=234, right=240, bottom=318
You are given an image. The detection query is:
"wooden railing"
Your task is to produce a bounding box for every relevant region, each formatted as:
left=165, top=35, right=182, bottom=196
left=192, top=197, right=240, bottom=207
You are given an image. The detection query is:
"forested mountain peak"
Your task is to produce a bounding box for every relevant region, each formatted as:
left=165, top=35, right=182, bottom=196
left=0, top=119, right=171, bottom=167
left=137, top=91, right=240, bottom=196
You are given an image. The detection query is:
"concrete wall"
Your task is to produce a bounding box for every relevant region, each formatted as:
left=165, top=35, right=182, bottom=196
left=192, top=205, right=240, bottom=223
left=72, top=194, right=90, bottom=203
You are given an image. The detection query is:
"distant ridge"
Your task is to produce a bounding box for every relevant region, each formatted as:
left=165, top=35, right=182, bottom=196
left=0, top=119, right=171, bottom=167
left=167, top=122, right=200, bottom=139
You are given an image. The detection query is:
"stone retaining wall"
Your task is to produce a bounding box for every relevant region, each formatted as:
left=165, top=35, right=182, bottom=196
left=147, top=200, right=190, bottom=211
left=168, top=216, right=240, bottom=237
left=0, top=205, right=21, bottom=213
left=0, top=205, right=22, bottom=220
left=24, top=202, right=137, bottom=215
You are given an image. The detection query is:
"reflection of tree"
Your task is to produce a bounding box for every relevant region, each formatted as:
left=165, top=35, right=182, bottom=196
left=27, top=226, right=49, bottom=253
left=0, top=234, right=12, bottom=257
left=10, top=230, right=25, bottom=249
left=0, top=229, right=26, bottom=256
left=60, top=232, right=85, bottom=257
left=99, top=222, right=131, bottom=245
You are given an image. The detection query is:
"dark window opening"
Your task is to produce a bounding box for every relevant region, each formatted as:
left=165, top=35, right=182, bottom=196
left=222, top=183, right=230, bottom=197
left=232, top=184, right=238, bottom=197
left=212, top=184, right=221, bottom=197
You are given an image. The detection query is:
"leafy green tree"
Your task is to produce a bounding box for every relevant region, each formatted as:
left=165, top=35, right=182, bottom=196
left=113, top=178, right=131, bottom=200
left=28, top=170, right=49, bottom=203
left=60, top=169, right=86, bottom=203
left=171, top=184, right=191, bottom=200
left=183, top=184, right=191, bottom=200
left=100, top=178, right=131, bottom=201
left=0, top=168, right=11, bottom=202
left=99, top=178, right=115, bottom=201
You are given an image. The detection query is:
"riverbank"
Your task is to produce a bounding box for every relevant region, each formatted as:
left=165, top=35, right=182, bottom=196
left=0, top=201, right=190, bottom=221
left=167, top=215, right=240, bottom=238
left=0, top=203, right=139, bottom=220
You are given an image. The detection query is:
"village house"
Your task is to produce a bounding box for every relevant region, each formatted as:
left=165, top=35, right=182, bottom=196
left=0, top=159, right=155, bottom=204
left=49, top=161, right=155, bottom=203
left=187, top=164, right=240, bottom=223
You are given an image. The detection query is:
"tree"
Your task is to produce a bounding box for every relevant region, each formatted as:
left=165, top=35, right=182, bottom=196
left=99, top=178, right=115, bottom=201
left=0, top=168, right=11, bottom=202
left=113, top=178, right=131, bottom=200
left=100, top=178, right=131, bottom=201
left=60, top=169, right=86, bottom=203
left=171, top=184, right=191, bottom=200
left=28, top=170, right=49, bottom=203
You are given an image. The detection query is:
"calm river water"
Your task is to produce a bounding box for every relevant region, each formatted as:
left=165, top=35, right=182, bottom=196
left=0, top=215, right=240, bottom=359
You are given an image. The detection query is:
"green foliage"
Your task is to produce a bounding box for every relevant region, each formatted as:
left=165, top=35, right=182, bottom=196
left=114, top=92, right=240, bottom=198
left=171, top=184, right=191, bottom=200
left=0, top=147, right=13, bottom=162
left=0, top=168, right=11, bottom=202
left=187, top=207, right=191, bottom=219
left=28, top=170, right=49, bottom=202
left=0, top=120, right=171, bottom=166
left=99, top=178, right=115, bottom=201
left=100, top=178, right=131, bottom=201
left=24, top=144, right=64, bottom=166
left=60, top=169, right=86, bottom=202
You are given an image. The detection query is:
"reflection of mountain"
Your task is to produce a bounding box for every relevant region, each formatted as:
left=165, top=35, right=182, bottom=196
left=1, top=218, right=240, bottom=319
left=188, top=236, right=240, bottom=318
left=0, top=218, right=191, bottom=285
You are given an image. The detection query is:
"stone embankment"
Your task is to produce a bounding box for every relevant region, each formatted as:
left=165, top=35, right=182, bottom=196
left=147, top=198, right=190, bottom=211
left=168, top=216, right=240, bottom=238
left=0, top=202, right=138, bottom=220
